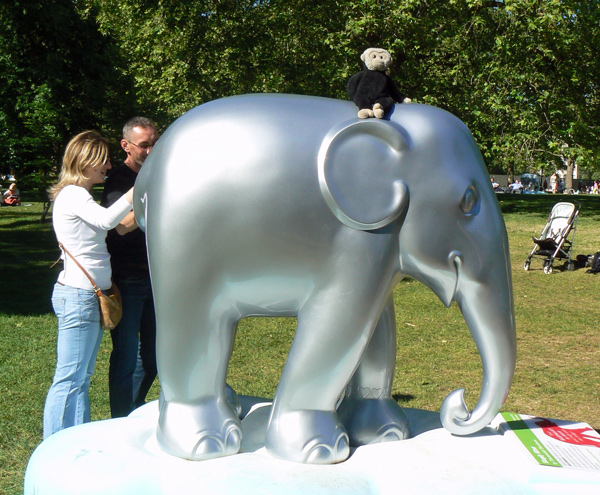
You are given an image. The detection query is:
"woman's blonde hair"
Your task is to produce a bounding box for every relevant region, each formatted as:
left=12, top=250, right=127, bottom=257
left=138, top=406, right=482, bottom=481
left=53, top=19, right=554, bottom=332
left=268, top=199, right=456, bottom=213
left=48, top=130, right=110, bottom=200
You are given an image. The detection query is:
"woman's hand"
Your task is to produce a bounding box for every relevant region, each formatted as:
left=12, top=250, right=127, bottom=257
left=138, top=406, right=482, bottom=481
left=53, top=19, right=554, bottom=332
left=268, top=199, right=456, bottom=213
left=124, top=187, right=134, bottom=204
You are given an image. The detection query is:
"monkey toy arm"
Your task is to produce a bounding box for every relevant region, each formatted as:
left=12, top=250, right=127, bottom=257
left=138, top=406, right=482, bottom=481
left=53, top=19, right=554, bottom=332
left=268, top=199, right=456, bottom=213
left=386, top=75, right=409, bottom=103
left=347, top=71, right=364, bottom=101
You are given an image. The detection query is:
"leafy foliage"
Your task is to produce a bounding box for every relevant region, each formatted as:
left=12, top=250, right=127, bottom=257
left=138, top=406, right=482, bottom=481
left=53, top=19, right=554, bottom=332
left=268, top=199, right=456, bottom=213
left=324, top=0, right=600, bottom=178
left=1, top=0, right=599, bottom=187
left=84, top=0, right=352, bottom=120
left=0, top=0, right=136, bottom=202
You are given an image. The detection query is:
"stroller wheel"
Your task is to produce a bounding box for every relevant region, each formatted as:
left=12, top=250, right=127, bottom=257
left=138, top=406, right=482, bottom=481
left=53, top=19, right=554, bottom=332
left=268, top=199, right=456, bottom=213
left=523, top=261, right=530, bottom=271
left=543, top=264, right=553, bottom=274
left=567, top=261, right=575, bottom=271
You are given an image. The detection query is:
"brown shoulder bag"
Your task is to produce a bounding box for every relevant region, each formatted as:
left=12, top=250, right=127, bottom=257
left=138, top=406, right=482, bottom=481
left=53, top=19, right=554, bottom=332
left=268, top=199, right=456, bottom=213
left=58, top=243, right=123, bottom=330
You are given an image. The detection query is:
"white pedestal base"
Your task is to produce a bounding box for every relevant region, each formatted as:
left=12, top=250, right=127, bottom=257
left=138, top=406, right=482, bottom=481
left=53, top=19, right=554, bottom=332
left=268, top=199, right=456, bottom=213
left=25, top=399, right=600, bottom=495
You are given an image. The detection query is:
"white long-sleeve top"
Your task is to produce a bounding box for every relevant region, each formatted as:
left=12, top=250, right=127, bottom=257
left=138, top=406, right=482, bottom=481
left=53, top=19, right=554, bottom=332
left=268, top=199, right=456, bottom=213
left=53, top=185, right=132, bottom=290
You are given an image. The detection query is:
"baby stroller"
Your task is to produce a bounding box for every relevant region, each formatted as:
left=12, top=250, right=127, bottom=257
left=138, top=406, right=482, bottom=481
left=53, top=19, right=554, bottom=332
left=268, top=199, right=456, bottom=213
left=524, top=201, right=580, bottom=274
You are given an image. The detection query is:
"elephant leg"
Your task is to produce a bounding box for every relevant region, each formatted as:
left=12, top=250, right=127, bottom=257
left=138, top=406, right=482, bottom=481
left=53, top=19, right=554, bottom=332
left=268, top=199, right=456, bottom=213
left=338, top=295, right=410, bottom=445
left=152, top=281, right=242, bottom=460
left=265, top=291, right=383, bottom=464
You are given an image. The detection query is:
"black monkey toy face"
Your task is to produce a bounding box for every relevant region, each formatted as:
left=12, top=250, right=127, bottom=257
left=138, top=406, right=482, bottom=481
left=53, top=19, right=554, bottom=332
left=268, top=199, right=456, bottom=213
left=361, top=48, right=393, bottom=71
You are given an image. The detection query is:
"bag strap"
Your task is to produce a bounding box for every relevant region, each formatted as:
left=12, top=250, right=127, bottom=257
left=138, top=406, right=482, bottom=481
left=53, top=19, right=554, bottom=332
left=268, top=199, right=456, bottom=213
left=58, top=242, right=102, bottom=294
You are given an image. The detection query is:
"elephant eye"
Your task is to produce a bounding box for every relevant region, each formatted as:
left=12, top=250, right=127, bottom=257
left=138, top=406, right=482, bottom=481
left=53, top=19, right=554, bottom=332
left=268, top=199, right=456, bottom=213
left=460, top=185, right=479, bottom=215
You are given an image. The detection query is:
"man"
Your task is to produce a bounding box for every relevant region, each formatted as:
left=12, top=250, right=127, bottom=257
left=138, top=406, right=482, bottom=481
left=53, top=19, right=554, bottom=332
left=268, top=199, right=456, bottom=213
left=509, top=180, right=523, bottom=193
left=101, top=117, right=159, bottom=417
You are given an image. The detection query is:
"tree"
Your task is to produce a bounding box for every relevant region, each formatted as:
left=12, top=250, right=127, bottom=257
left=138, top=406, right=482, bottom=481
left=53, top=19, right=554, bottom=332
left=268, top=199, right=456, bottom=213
left=479, top=0, right=600, bottom=183
left=324, top=0, right=600, bottom=180
left=0, top=0, right=136, bottom=215
left=83, top=0, right=351, bottom=122
left=3, top=0, right=599, bottom=191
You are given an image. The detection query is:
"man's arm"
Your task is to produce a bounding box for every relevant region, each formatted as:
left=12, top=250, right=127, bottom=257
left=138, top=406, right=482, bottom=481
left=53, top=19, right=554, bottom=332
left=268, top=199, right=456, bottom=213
left=115, top=210, right=138, bottom=235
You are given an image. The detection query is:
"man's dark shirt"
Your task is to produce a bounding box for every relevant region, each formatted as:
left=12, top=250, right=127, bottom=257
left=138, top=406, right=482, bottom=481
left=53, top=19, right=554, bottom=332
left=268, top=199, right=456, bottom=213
left=101, top=163, right=149, bottom=279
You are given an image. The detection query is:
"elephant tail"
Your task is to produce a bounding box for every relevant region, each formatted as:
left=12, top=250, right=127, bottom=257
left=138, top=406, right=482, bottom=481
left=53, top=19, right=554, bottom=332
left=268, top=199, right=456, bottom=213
left=133, top=190, right=148, bottom=232
left=133, top=165, right=150, bottom=233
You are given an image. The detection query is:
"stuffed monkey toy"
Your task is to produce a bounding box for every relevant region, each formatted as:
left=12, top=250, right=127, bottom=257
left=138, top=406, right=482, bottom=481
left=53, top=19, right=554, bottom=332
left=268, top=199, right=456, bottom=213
left=347, top=48, right=411, bottom=119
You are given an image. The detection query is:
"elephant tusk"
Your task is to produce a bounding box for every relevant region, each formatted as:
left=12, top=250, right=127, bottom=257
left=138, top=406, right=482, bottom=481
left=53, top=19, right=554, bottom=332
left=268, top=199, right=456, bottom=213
left=446, top=250, right=463, bottom=307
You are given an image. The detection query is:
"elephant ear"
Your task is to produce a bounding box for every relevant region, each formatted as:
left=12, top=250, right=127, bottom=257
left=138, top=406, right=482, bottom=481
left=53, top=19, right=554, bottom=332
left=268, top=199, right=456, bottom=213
left=318, top=119, right=410, bottom=230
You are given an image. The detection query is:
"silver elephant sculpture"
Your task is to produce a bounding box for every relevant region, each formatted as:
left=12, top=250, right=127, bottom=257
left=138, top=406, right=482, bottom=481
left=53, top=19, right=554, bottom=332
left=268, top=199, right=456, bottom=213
left=133, top=94, right=516, bottom=464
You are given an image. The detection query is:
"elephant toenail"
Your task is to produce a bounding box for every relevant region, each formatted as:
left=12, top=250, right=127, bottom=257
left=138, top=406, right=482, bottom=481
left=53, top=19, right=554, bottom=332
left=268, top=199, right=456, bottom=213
left=192, top=436, right=223, bottom=459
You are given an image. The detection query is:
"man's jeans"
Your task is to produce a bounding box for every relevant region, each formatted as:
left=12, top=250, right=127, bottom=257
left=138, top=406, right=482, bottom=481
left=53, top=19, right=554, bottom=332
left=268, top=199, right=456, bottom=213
left=44, top=284, right=103, bottom=438
left=109, top=277, right=157, bottom=418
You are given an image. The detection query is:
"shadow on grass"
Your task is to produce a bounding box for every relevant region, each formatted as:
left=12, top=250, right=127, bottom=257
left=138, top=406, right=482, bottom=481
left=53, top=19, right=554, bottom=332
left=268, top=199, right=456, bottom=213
left=497, top=193, right=600, bottom=217
left=0, top=214, right=59, bottom=316
left=3, top=194, right=600, bottom=316
left=393, top=393, right=416, bottom=403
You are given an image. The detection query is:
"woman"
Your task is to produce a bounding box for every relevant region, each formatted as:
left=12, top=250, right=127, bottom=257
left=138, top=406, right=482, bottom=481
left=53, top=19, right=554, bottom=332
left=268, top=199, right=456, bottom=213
left=44, top=130, right=134, bottom=438
left=2, top=183, right=21, bottom=205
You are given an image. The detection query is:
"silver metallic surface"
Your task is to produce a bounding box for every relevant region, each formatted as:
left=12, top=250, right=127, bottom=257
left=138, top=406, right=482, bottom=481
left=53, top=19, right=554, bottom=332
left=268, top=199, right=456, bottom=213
left=134, top=94, right=516, bottom=464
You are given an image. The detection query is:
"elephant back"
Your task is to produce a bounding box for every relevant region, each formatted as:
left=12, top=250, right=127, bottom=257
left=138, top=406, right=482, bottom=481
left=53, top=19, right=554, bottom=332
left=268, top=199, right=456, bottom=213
left=135, top=95, right=360, bottom=232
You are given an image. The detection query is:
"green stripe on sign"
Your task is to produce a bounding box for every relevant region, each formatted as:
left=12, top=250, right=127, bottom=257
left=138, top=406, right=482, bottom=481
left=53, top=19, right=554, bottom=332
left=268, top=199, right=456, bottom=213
left=501, top=412, right=562, bottom=467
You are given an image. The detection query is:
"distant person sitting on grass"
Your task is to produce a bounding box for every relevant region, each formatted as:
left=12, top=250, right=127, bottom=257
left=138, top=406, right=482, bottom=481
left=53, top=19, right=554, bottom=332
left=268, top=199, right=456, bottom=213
left=509, top=180, right=523, bottom=193
left=2, top=183, right=21, bottom=206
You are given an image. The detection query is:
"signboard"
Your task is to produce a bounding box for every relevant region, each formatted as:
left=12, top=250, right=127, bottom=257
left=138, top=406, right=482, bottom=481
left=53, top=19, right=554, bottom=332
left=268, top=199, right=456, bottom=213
left=499, top=412, right=600, bottom=472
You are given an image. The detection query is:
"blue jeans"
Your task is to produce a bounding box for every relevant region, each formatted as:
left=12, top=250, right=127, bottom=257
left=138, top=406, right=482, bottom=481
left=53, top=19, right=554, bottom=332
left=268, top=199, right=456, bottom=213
left=109, top=276, right=157, bottom=417
left=44, top=284, right=103, bottom=438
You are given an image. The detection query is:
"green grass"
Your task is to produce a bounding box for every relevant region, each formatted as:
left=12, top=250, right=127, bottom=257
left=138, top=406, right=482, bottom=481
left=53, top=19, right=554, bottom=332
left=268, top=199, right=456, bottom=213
left=2, top=195, right=600, bottom=494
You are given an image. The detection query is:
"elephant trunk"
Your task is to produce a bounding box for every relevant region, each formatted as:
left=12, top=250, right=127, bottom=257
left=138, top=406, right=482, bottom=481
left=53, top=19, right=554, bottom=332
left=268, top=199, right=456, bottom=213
left=440, top=262, right=516, bottom=435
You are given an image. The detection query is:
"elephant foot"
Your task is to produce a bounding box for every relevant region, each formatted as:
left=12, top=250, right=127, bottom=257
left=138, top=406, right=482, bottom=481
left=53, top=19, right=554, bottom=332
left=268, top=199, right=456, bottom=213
left=266, top=409, right=350, bottom=464
left=337, top=396, right=410, bottom=446
left=373, top=103, right=385, bottom=119
left=358, top=108, right=374, bottom=119
left=157, top=397, right=242, bottom=460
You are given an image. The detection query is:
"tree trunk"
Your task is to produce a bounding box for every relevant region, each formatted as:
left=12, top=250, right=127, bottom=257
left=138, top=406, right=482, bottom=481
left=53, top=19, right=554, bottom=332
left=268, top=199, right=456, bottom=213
left=40, top=200, right=52, bottom=223
left=507, top=162, right=515, bottom=185
left=564, top=156, right=574, bottom=192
